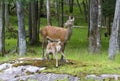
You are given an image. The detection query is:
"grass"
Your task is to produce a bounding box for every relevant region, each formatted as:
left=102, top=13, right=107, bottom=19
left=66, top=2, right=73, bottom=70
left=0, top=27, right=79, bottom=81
left=3, top=27, right=120, bottom=80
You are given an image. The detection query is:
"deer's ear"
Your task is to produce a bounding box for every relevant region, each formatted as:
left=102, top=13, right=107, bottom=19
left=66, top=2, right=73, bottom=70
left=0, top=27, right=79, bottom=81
left=69, top=16, right=71, bottom=20
left=69, top=16, right=75, bottom=22
left=48, top=40, right=51, bottom=43
left=57, top=41, right=61, bottom=44
left=72, top=17, right=75, bottom=21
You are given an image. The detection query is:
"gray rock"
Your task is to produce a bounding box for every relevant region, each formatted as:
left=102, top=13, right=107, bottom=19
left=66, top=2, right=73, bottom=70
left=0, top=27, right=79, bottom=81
left=13, top=73, right=80, bottom=81
left=0, top=63, right=80, bottom=81
left=86, top=74, right=97, bottom=79
left=86, top=74, right=120, bottom=81
left=0, top=65, right=46, bottom=81
left=0, top=58, right=80, bottom=81
left=0, top=63, right=12, bottom=70
left=101, top=74, right=120, bottom=81
left=25, top=66, right=42, bottom=73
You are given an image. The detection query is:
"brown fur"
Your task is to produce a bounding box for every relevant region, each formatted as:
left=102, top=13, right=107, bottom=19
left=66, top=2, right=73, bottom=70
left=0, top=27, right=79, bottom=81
left=41, top=26, right=68, bottom=42
left=45, top=41, right=68, bottom=67
left=40, top=16, right=74, bottom=59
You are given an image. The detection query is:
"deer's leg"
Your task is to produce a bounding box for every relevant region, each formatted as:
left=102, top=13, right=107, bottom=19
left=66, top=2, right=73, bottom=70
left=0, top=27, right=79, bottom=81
left=61, top=52, right=68, bottom=63
left=45, top=51, right=48, bottom=60
left=42, top=38, right=45, bottom=59
left=47, top=54, right=50, bottom=60
left=53, top=53, right=58, bottom=67
left=50, top=54, right=53, bottom=60
left=60, top=43, right=66, bottom=62
left=42, top=42, right=44, bottom=58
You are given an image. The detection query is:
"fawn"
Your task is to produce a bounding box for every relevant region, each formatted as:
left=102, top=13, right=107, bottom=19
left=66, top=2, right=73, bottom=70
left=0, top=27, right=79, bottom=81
left=45, top=40, right=68, bottom=67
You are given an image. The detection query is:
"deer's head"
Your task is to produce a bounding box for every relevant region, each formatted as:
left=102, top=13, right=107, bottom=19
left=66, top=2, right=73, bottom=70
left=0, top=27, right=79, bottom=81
left=64, top=16, right=75, bottom=28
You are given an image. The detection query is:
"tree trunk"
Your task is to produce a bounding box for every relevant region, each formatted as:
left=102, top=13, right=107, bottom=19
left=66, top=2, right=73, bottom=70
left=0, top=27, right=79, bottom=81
left=82, top=1, right=88, bottom=22
left=76, top=0, right=83, bottom=14
left=0, top=0, right=5, bottom=56
left=55, top=0, right=60, bottom=26
left=36, top=1, right=40, bottom=42
left=31, top=1, right=36, bottom=44
left=30, top=0, right=39, bottom=45
left=69, top=0, right=74, bottom=13
left=105, top=16, right=111, bottom=36
left=108, top=0, right=120, bottom=60
left=46, top=0, right=51, bottom=25
left=40, top=0, right=44, bottom=17
left=96, top=0, right=102, bottom=53
left=5, top=2, right=9, bottom=28
left=88, top=0, right=90, bottom=37
left=28, top=1, right=32, bottom=42
left=89, top=0, right=98, bottom=53
left=38, top=0, right=43, bottom=42
left=60, top=0, right=64, bottom=27
left=16, top=1, right=26, bottom=56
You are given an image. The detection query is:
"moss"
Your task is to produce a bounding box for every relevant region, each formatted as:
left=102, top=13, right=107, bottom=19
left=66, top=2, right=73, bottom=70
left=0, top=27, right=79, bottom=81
left=26, top=71, right=35, bottom=75
left=11, top=58, right=73, bottom=68
left=27, top=79, right=38, bottom=81
left=13, top=61, right=34, bottom=67
left=55, top=77, right=69, bottom=81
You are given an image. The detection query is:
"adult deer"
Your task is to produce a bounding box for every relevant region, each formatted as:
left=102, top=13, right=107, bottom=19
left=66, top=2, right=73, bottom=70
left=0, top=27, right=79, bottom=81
left=40, top=16, right=74, bottom=61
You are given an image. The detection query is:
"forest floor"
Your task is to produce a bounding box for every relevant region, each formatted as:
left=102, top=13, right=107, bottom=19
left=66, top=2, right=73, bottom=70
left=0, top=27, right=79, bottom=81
left=2, top=28, right=120, bottom=81
left=0, top=57, right=120, bottom=81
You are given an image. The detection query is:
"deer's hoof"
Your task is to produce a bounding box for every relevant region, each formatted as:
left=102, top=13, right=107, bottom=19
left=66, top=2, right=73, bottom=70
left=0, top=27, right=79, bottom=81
left=56, top=65, right=58, bottom=68
left=66, top=60, right=69, bottom=63
left=60, top=59, right=66, bottom=63
left=41, top=58, right=46, bottom=60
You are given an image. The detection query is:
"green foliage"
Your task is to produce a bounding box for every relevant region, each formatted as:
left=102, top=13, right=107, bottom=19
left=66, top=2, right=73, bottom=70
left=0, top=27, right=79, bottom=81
left=102, top=0, right=116, bottom=17
left=55, top=78, right=69, bottom=81
left=27, top=79, right=37, bottom=81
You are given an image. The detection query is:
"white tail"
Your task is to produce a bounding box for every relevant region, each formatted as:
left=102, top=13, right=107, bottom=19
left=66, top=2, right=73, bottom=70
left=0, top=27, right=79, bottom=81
left=40, top=16, right=75, bottom=60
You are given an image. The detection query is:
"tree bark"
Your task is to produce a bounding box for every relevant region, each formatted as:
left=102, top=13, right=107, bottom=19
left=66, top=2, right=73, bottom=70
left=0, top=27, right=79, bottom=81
left=55, top=0, right=60, bottom=26
left=38, top=0, right=43, bottom=42
left=30, top=0, right=39, bottom=45
left=82, top=1, right=88, bottom=22
left=36, top=1, right=40, bottom=42
left=76, top=0, right=83, bottom=14
left=16, top=1, right=26, bottom=56
left=105, top=16, right=111, bottom=36
left=28, top=1, right=32, bottom=42
left=89, top=0, right=102, bottom=54
left=60, top=0, right=64, bottom=27
left=96, top=0, right=102, bottom=53
left=46, top=0, right=51, bottom=25
left=5, top=2, right=9, bottom=28
left=69, top=0, right=74, bottom=13
left=108, top=0, right=120, bottom=60
left=0, top=0, right=5, bottom=56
